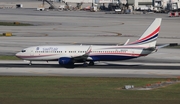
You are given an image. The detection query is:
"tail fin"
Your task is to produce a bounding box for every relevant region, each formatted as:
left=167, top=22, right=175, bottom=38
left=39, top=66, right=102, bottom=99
left=128, top=18, right=162, bottom=47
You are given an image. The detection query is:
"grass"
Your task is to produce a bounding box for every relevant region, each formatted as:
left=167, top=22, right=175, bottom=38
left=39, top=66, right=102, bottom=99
left=0, top=55, right=19, bottom=60
left=0, top=76, right=180, bottom=104
left=0, top=22, right=33, bottom=26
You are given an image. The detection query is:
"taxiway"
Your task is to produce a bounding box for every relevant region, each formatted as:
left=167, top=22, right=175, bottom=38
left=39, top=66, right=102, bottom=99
left=0, top=58, right=180, bottom=78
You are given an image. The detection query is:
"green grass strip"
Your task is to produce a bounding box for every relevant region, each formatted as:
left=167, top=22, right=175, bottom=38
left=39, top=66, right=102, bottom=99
left=0, top=55, right=20, bottom=60
left=0, top=76, right=180, bottom=104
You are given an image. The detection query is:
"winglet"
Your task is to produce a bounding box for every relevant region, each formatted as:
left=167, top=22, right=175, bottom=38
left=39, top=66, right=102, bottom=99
left=124, top=39, right=130, bottom=45
left=85, top=45, right=92, bottom=54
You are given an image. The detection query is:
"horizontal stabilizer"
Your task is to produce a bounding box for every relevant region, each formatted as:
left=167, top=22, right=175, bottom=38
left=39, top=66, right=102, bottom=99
left=156, top=44, right=169, bottom=49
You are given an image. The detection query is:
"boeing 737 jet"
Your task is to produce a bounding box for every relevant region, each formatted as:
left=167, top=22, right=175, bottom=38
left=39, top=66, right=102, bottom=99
left=16, top=18, right=163, bottom=67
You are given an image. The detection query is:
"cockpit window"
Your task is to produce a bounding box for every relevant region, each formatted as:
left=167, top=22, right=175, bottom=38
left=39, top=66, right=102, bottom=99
left=21, top=50, right=26, bottom=52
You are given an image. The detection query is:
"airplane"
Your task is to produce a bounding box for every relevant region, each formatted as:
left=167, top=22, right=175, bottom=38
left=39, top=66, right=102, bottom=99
left=16, top=18, right=164, bottom=67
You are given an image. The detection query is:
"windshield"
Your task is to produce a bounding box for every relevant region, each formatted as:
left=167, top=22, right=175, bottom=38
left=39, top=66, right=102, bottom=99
left=21, top=50, right=26, bottom=52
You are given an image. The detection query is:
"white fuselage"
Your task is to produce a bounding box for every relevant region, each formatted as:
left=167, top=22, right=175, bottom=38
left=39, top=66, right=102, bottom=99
left=16, top=45, right=152, bottom=62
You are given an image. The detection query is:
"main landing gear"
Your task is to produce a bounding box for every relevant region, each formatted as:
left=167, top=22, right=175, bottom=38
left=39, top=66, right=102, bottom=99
left=83, top=61, right=94, bottom=66
left=89, top=61, right=94, bottom=66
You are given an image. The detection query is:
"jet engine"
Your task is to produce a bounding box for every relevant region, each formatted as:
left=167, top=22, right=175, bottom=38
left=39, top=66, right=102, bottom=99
left=58, top=57, right=74, bottom=67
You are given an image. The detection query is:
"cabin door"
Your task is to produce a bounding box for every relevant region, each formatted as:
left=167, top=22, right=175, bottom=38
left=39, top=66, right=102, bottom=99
left=30, top=50, right=34, bottom=56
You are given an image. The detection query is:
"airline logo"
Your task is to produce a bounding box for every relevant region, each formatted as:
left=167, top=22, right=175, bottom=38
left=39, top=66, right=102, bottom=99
left=36, top=47, right=40, bottom=50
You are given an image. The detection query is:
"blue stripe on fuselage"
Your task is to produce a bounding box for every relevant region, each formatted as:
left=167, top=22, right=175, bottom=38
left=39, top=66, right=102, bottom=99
left=90, top=55, right=137, bottom=61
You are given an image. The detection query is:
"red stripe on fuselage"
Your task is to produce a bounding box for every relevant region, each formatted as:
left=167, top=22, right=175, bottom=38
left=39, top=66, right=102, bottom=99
left=16, top=54, right=57, bottom=59
left=90, top=52, right=147, bottom=57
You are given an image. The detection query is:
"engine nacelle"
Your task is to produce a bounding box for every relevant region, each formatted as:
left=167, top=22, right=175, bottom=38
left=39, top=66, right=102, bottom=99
left=58, top=57, right=74, bottom=66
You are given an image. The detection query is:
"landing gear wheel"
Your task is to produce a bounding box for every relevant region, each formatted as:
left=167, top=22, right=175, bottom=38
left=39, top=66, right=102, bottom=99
left=83, top=62, right=88, bottom=67
left=89, top=61, right=94, bottom=66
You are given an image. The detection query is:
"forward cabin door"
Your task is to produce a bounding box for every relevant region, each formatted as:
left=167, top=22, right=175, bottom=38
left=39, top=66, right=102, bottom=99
left=30, top=50, right=34, bottom=56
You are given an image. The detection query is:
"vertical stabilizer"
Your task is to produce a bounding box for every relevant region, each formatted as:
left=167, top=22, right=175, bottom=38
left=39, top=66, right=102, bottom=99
left=128, top=18, right=162, bottom=47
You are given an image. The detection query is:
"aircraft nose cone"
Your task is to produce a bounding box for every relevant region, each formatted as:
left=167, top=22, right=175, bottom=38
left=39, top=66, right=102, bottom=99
left=15, top=52, right=21, bottom=58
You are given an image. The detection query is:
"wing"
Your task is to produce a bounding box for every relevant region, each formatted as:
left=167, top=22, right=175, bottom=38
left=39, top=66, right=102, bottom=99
left=72, top=45, right=92, bottom=61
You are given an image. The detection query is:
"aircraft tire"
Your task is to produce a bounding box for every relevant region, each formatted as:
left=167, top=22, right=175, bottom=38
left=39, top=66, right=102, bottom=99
left=89, top=61, right=94, bottom=66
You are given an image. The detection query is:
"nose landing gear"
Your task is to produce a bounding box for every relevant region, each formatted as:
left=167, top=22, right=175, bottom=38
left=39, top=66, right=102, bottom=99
left=29, top=61, right=32, bottom=65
